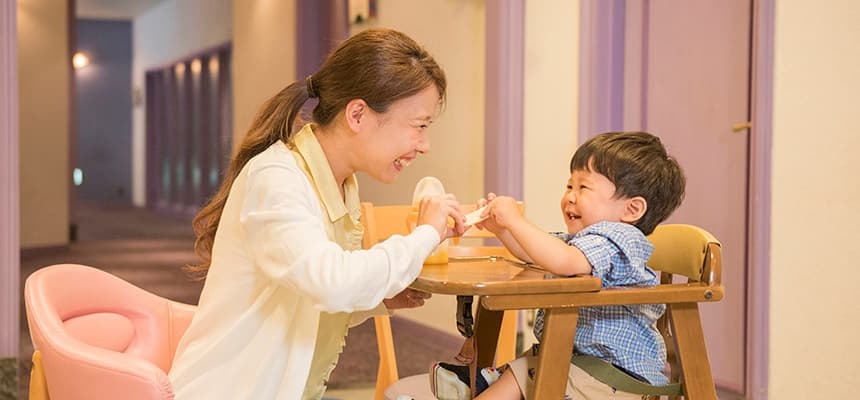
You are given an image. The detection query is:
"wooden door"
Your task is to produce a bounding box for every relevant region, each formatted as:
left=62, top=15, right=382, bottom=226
left=643, top=1, right=750, bottom=393
left=581, top=0, right=751, bottom=394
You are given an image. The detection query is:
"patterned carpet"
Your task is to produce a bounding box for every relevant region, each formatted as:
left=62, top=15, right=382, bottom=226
left=18, top=203, right=460, bottom=398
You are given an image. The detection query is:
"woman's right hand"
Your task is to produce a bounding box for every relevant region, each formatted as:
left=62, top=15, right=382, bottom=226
left=416, top=194, right=467, bottom=241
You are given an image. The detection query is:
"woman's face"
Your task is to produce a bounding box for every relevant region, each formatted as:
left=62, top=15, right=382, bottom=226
left=359, top=85, right=441, bottom=184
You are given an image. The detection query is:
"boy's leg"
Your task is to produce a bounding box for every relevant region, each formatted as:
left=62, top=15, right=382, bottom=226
left=488, top=346, right=645, bottom=399
left=474, top=369, right=523, bottom=400
left=430, top=362, right=502, bottom=400
left=567, top=364, right=644, bottom=400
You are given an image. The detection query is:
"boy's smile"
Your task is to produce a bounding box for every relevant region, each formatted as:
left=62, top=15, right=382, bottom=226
left=559, top=167, right=632, bottom=234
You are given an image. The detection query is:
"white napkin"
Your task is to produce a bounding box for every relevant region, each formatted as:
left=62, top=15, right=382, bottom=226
left=464, top=205, right=488, bottom=226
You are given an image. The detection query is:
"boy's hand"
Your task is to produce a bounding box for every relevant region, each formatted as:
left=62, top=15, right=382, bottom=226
left=486, top=195, right=523, bottom=229
left=473, top=193, right=512, bottom=234
left=473, top=193, right=500, bottom=234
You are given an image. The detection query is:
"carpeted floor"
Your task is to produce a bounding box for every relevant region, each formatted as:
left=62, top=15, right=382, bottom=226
left=18, top=203, right=460, bottom=398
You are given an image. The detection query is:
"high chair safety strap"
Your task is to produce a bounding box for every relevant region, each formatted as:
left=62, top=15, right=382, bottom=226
left=456, top=295, right=474, bottom=338
left=572, top=355, right=682, bottom=396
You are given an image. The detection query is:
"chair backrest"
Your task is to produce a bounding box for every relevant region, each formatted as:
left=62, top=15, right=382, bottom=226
left=647, top=223, right=722, bottom=284
left=647, top=224, right=722, bottom=399
left=25, top=264, right=196, bottom=400
left=360, top=202, right=519, bottom=400
left=360, top=204, right=413, bottom=248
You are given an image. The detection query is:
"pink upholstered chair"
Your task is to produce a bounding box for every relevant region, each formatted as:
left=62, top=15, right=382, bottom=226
left=24, top=264, right=196, bottom=400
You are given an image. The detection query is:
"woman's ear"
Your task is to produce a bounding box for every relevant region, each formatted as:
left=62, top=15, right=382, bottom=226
left=621, top=196, right=647, bottom=224
left=344, top=99, right=368, bottom=132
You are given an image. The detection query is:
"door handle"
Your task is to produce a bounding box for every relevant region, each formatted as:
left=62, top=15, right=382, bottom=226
left=732, top=121, right=752, bottom=132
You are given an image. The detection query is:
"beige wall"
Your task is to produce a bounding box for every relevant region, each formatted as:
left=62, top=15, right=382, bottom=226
left=769, top=1, right=860, bottom=397
left=231, top=0, right=484, bottom=337
left=348, top=0, right=486, bottom=336
left=132, top=0, right=232, bottom=206
left=518, top=0, right=580, bottom=348
left=232, top=0, right=297, bottom=150
left=17, top=0, right=69, bottom=248
left=523, top=1, right=579, bottom=234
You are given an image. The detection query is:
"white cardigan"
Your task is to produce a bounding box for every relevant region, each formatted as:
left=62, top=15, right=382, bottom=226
left=169, top=127, right=439, bottom=399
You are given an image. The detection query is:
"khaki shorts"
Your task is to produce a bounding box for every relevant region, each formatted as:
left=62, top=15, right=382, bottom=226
left=507, top=349, right=645, bottom=400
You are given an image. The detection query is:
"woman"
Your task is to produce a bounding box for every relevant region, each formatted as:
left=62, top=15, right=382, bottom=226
left=169, top=28, right=467, bottom=400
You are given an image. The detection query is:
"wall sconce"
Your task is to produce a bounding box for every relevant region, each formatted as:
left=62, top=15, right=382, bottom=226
left=209, top=56, right=219, bottom=75
left=190, top=58, right=202, bottom=75
left=72, top=52, right=90, bottom=69
left=349, top=0, right=376, bottom=24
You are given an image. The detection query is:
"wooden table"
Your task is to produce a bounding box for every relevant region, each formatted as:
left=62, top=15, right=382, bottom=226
left=411, top=246, right=602, bottom=400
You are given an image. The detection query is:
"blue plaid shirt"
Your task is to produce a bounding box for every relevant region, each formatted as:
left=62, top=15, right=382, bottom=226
left=532, top=221, right=668, bottom=385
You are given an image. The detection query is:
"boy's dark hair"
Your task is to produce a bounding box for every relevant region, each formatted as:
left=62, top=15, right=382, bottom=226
left=570, top=131, right=685, bottom=235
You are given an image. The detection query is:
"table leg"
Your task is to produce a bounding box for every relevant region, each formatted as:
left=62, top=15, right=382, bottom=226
left=532, top=307, right=578, bottom=400
left=471, top=300, right=503, bottom=398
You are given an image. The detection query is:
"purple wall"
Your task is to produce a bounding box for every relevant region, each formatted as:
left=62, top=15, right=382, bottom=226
left=484, top=0, right=524, bottom=199
left=0, top=0, right=19, bottom=361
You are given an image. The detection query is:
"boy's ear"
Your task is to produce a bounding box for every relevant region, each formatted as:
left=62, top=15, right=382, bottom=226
left=621, top=196, right=647, bottom=224
left=344, top=99, right=369, bottom=132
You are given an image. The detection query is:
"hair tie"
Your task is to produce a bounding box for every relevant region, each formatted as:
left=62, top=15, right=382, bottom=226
left=305, top=75, right=319, bottom=99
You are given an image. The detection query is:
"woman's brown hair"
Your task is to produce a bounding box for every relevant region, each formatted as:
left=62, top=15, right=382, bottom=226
left=187, top=28, right=447, bottom=277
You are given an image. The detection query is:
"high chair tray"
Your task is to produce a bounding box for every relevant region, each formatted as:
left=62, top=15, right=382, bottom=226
left=412, top=248, right=601, bottom=296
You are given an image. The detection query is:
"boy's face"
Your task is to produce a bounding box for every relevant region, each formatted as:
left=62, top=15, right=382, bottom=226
left=559, top=168, right=632, bottom=234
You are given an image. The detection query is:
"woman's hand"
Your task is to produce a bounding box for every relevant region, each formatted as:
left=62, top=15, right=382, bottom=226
left=416, top=194, right=467, bottom=241
left=383, top=288, right=432, bottom=310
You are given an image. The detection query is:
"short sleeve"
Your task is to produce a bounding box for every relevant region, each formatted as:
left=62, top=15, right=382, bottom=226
left=566, top=222, right=657, bottom=287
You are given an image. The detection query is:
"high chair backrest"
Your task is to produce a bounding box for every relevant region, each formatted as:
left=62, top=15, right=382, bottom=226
left=360, top=202, right=519, bottom=400
left=24, top=264, right=196, bottom=400
left=648, top=223, right=721, bottom=283
left=646, top=224, right=723, bottom=399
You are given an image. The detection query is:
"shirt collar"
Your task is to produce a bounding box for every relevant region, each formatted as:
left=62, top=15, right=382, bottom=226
left=291, top=124, right=361, bottom=223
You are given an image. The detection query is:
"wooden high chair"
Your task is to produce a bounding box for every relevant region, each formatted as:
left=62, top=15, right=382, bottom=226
left=360, top=202, right=519, bottom=400
left=473, top=223, right=724, bottom=399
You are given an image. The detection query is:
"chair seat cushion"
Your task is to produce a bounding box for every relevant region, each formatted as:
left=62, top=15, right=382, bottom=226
left=63, top=312, right=135, bottom=352
left=384, top=373, right=435, bottom=400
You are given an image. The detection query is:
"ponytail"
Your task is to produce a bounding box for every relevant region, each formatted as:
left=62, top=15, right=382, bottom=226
left=186, top=80, right=313, bottom=277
